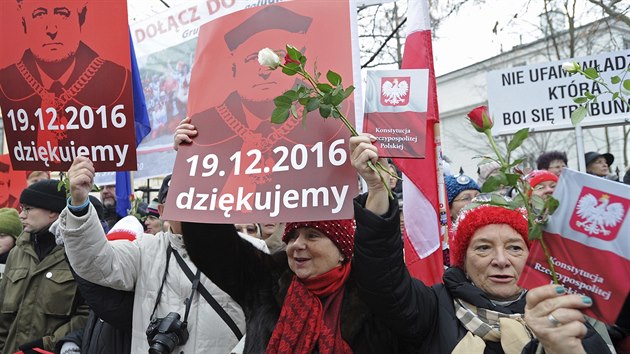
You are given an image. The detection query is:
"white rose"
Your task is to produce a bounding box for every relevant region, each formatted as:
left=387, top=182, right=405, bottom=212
left=561, top=62, right=580, bottom=74
left=133, top=191, right=144, bottom=200
left=258, top=48, right=281, bottom=69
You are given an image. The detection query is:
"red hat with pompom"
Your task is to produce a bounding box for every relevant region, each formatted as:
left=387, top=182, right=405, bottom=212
left=449, top=204, right=529, bottom=267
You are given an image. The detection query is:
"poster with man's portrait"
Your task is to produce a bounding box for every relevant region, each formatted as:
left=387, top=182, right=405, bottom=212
left=0, top=0, right=137, bottom=172
left=164, top=1, right=361, bottom=223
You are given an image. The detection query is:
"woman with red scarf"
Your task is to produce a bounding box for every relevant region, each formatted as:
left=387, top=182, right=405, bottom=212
left=181, top=219, right=407, bottom=353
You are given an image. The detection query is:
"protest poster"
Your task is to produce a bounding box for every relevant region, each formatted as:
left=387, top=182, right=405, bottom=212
left=487, top=50, right=630, bottom=135
left=518, top=168, right=630, bottom=324
left=122, top=0, right=287, bottom=184
left=0, top=0, right=137, bottom=172
left=363, top=69, right=428, bottom=158
left=163, top=0, right=360, bottom=223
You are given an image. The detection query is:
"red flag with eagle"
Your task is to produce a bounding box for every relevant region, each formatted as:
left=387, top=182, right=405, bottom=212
left=392, top=0, right=446, bottom=286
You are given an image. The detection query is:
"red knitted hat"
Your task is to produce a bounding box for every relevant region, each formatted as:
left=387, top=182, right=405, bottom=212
left=527, top=170, right=558, bottom=191
left=449, top=204, right=529, bottom=267
left=283, top=219, right=356, bottom=261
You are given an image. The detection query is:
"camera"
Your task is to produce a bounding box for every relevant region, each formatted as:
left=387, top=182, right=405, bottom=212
left=146, top=312, right=189, bottom=354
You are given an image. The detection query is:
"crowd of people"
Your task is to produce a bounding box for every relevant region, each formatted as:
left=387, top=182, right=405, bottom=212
left=0, top=122, right=627, bottom=353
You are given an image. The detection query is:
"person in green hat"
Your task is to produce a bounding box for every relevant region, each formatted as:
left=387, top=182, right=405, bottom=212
left=0, top=208, right=22, bottom=268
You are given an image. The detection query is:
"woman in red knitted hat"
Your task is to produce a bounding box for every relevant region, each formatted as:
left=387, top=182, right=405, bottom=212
left=349, top=134, right=612, bottom=354
left=181, top=217, right=407, bottom=353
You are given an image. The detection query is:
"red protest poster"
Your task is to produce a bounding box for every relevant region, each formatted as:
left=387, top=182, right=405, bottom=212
left=163, top=1, right=359, bottom=223
left=363, top=69, right=428, bottom=158
left=0, top=155, right=27, bottom=211
left=0, top=0, right=136, bottom=172
left=518, top=168, right=630, bottom=324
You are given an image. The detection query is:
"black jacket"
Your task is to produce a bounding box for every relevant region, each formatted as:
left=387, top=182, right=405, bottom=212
left=352, top=193, right=611, bottom=354
left=56, top=265, right=133, bottom=354
left=182, top=222, right=411, bottom=353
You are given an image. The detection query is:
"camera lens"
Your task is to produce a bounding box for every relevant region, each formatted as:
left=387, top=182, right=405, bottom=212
left=148, top=343, right=169, bottom=354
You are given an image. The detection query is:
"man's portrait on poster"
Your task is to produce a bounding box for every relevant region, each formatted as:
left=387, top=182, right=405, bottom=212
left=190, top=5, right=351, bottom=190
left=0, top=0, right=133, bottom=170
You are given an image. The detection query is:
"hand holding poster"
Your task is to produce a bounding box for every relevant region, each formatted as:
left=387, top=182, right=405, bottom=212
left=518, top=168, right=630, bottom=324
left=363, top=69, right=429, bottom=158
left=163, top=1, right=360, bottom=223
left=0, top=0, right=137, bottom=172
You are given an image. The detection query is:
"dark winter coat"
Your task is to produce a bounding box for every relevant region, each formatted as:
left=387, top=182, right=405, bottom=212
left=56, top=265, right=133, bottom=354
left=352, top=193, right=611, bottom=354
left=182, top=222, right=412, bottom=354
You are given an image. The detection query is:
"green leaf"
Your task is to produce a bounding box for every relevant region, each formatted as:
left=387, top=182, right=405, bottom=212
left=611, top=76, right=621, bottom=84
left=509, top=194, right=526, bottom=209
left=623, top=79, right=630, bottom=91
left=481, top=174, right=507, bottom=193
left=612, top=92, right=619, bottom=100
left=332, top=109, right=341, bottom=118
left=343, top=86, right=355, bottom=99
left=531, top=194, right=545, bottom=211
left=507, top=128, right=529, bottom=153
left=584, top=67, right=599, bottom=80
left=573, top=97, right=588, bottom=104
left=284, top=90, right=298, bottom=101
left=327, top=70, right=342, bottom=86
left=570, top=105, right=588, bottom=125
left=544, top=196, right=560, bottom=215
left=331, top=91, right=345, bottom=106
left=286, top=45, right=301, bottom=61
left=584, top=91, right=595, bottom=99
left=274, top=95, right=293, bottom=107
left=476, top=157, right=497, bottom=166
left=509, top=158, right=525, bottom=168
left=317, top=83, right=332, bottom=93
left=528, top=223, right=542, bottom=241
left=271, top=106, right=290, bottom=124
left=290, top=104, right=298, bottom=119
left=319, top=104, right=332, bottom=118
left=306, top=98, right=319, bottom=112
left=282, top=63, right=300, bottom=76
left=322, top=92, right=333, bottom=105
left=505, top=173, right=521, bottom=187
left=489, top=194, right=509, bottom=206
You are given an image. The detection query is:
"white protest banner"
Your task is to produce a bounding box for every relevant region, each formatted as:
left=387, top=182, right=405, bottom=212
left=518, top=168, right=630, bottom=324
left=487, top=50, right=630, bottom=135
left=96, top=0, right=288, bottom=185
left=162, top=0, right=361, bottom=223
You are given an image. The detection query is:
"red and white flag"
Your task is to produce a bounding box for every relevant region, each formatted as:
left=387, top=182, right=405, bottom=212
left=518, top=168, right=630, bottom=324
left=393, top=0, right=446, bottom=286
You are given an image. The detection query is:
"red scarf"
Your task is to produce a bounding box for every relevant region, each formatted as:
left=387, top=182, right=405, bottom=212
left=266, top=262, right=353, bottom=354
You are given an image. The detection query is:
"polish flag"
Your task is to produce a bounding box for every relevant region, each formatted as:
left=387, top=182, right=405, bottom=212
left=392, top=0, right=446, bottom=286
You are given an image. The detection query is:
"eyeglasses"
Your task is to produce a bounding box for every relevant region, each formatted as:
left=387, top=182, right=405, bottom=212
left=453, top=194, right=479, bottom=203
left=19, top=204, right=36, bottom=215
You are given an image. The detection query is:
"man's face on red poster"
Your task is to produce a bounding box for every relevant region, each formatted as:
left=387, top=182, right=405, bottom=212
left=20, top=0, right=82, bottom=62
left=233, top=31, right=306, bottom=102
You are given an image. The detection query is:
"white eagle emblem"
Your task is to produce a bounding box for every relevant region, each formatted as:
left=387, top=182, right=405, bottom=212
left=575, top=194, right=625, bottom=236
left=381, top=78, right=409, bottom=105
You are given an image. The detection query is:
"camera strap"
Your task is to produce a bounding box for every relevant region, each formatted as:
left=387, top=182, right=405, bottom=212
left=149, top=245, right=173, bottom=321
left=172, top=246, right=244, bottom=340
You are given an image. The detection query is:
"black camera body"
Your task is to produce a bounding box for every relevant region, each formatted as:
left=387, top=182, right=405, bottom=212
left=146, top=312, right=189, bottom=354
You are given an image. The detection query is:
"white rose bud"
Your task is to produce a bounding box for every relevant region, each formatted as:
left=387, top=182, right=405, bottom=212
left=258, top=48, right=281, bottom=70
left=562, top=62, right=580, bottom=74
left=133, top=191, right=144, bottom=200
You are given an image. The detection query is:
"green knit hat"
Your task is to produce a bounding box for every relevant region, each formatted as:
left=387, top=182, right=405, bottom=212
left=0, top=208, right=23, bottom=239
